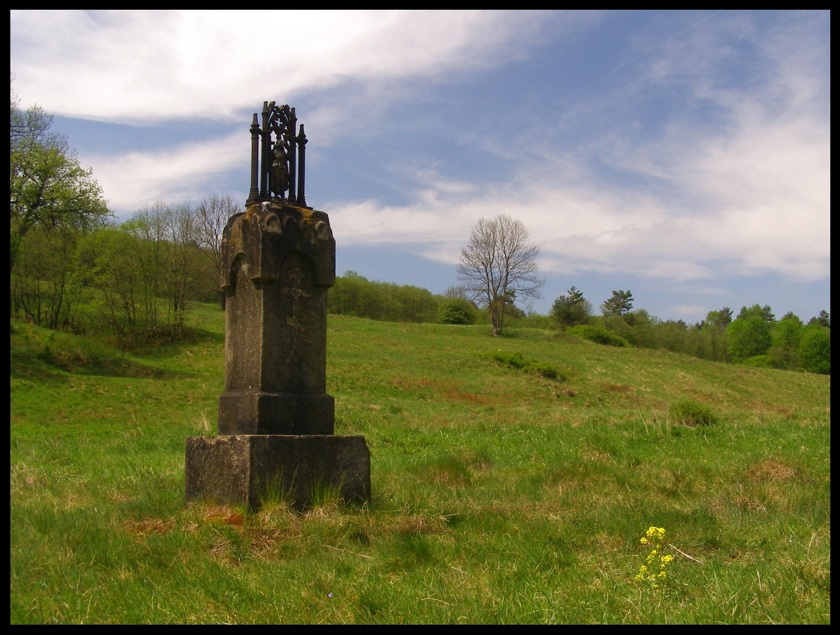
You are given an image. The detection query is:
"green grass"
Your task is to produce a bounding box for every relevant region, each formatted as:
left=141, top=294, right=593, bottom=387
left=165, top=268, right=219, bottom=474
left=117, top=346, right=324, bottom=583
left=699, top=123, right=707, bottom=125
left=10, top=305, right=831, bottom=624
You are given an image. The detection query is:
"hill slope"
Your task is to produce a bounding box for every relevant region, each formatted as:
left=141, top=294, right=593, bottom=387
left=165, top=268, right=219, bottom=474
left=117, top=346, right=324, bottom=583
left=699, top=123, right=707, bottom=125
left=10, top=306, right=831, bottom=624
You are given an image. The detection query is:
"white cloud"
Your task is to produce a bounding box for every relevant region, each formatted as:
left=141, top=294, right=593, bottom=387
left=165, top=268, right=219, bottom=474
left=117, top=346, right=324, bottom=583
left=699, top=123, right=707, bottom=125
left=11, top=10, right=567, bottom=124
left=524, top=11, right=831, bottom=283
left=86, top=131, right=243, bottom=212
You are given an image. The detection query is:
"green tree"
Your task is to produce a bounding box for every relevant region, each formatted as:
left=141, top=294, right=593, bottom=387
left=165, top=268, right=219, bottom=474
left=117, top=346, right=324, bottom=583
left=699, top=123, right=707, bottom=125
left=601, top=290, right=634, bottom=318
left=727, top=315, right=772, bottom=363
left=550, top=286, right=592, bottom=328
left=457, top=214, right=544, bottom=336
left=328, top=271, right=366, bottom=317
left=393, top=284, right=439, bottom=323
left=74, top=204, right=213, bottom=347
left=162, top=203, right=202, bottom=339
left=327, top=272, right=440, bottom=323
left=798, top=325, right=830, bottom=374
left=705, top=307, right=733, bottom=330
left=624, top=308, right=656, bottom=347
left=74, top=226, right=143, bottom=347
left=11, top=223, right=85, bottom=330
left=693, top=307, right=732, bottom=362
left=768, top=312, right=804, bottom=370
left=808, top=310, right=830, bottom=328
left=121, top=205, right=168, bottom=336
left=10, top=82, right=111, bottom=282
left=737, top=304, right=776, bottom=324
left=653, top=319, right=690, bottom=355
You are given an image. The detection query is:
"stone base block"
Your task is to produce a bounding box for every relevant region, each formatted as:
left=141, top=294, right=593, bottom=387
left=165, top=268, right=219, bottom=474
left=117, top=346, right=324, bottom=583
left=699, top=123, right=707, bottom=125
left=185, top=434, right=370, bottom=511
left=218, top=391, right=335, bottom=435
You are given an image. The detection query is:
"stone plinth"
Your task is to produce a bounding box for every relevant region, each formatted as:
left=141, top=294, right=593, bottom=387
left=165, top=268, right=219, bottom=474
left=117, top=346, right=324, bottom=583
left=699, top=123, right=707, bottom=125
left=185, top=435, right=370, bottom=511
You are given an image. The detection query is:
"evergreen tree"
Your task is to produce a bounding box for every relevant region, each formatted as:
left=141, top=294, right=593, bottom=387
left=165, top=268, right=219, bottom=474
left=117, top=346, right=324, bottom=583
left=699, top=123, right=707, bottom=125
left=601, top=290, right=634, bottom=318
left=550, top=286, right=592, bottom=327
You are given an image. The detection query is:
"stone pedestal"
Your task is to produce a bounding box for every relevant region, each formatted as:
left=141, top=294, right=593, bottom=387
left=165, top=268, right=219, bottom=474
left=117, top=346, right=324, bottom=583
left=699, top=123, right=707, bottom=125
left=218, top=202, right=336, bottom=435
left=185, top=201, right=370, bottom=511
left=185, top=435, right=370, bottom=511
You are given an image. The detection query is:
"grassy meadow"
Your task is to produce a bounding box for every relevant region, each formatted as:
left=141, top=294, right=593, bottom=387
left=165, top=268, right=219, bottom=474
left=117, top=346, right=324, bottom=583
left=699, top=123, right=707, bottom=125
left=10, top=303, right=831, bottom=624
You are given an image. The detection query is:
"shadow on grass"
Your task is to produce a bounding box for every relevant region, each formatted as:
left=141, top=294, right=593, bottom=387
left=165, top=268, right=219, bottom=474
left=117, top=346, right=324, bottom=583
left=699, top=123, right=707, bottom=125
left=10, top=344, right=183, bottom=381
left=9, top=321, right=224, bottom=382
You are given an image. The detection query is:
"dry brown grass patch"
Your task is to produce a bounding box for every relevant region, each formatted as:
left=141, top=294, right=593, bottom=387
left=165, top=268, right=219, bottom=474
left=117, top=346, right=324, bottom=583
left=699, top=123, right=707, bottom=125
left=746, top=460, right=797, bottom=483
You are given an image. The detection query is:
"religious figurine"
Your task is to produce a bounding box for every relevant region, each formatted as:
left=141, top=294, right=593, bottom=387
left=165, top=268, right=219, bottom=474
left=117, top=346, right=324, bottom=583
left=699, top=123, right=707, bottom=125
left=269, top=137, right=289, bottom=198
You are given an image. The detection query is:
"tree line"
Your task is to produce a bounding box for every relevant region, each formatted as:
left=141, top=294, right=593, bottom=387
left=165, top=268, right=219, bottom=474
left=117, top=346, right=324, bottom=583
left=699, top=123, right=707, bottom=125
left=453, top=213, right=828, bottom=374
left=11, top=193, right=239, bottom=348
left=327, top=268, right=830, bottom=375
left=10, top=82, right=829, bottom=372
left=548, top=287, right=830, bottom=374
left=11, top=79, right=240, bottom=347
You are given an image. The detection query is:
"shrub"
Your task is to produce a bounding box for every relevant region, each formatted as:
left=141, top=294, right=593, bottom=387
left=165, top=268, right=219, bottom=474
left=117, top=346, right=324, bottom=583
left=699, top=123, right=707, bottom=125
left=532, top=361, right=561, bottom=380
left=437, top=297, right=478, bottom=325
left=744, top=354, right=773, bottom=368
left=668, top=399, right=718, bottom=427
left=490, top=350, right=567, bottom=381
left=568, top=325, right=628, bottom=347
left=492, top=350, right=527, bottom=369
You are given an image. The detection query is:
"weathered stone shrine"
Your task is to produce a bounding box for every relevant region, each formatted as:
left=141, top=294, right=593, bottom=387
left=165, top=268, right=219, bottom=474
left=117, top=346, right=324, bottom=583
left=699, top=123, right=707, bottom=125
left=185, top=102, right=370, bottom=511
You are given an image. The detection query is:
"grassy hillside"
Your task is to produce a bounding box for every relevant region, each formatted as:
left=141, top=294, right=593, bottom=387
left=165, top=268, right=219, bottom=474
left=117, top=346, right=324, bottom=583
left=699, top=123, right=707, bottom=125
left=10, top=304, right=831, bottom=624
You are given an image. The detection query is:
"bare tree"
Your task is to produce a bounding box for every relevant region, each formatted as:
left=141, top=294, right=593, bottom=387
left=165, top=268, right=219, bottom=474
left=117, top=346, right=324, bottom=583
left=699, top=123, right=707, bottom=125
left=195, top=194, right=241, bottom=308
left=457, top=214, right=544, bottom=335
left=163, top=203, right=202, bottom=339
left=195, top=194, right=241, bottom=274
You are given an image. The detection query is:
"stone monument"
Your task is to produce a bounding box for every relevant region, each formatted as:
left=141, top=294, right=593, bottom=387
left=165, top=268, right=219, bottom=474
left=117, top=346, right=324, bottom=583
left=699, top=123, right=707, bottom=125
left=185, top=101, right=371, bottom=511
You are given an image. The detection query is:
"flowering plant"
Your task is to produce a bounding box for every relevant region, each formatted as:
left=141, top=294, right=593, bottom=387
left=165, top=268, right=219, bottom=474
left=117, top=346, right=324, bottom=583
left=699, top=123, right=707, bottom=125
left=634, top=526, right=674, bottom=589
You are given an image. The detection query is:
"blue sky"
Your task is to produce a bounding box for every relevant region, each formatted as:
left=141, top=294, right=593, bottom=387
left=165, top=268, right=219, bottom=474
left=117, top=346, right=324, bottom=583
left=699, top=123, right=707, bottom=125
left=10, top=10, right=830, bottom=323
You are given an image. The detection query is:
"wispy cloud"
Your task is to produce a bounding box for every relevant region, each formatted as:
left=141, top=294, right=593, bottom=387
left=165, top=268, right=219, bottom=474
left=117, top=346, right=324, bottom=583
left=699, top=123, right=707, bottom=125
left=11, top=10, right=576, bottom=123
